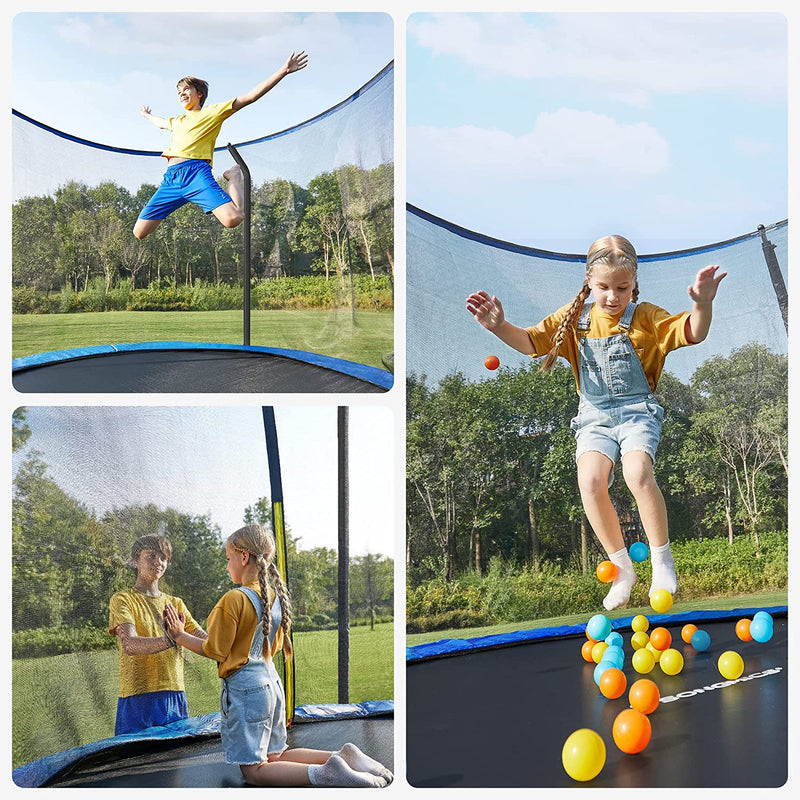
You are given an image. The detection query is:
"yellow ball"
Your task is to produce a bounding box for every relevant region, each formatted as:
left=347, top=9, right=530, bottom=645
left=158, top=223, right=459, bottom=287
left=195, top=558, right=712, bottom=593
left=650, top=589, right=673, bottom=614
left=718, top=650, right=745, bottom=680
left=591, top=641, right=609, bottom=664
left=631, top=631, right=650, bottom=650
left=631, top=614, right=650, bottom=633
left=645, top=642, right=662, bottom=662
left=659, top=647, right=684, bottom=676
left=632, top=647, right=656, bottom=674
left=562, top=728, right=606, bottom=782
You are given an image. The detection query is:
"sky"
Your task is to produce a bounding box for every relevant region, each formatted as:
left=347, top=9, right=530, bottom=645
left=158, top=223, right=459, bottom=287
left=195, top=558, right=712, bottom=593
left=12, top=12, right=393, bottom=151
left=406, top=12, right=788, bottom=254
left=13, top=405, right=395, bottom=559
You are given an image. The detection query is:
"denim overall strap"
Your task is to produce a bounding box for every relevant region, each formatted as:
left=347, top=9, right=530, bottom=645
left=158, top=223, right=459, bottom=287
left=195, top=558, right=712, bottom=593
left=237, top=586, right=265, bottom=661
left=577, top=301, right=593, bottom=332
left=237, top=586, right=283, bottom=654
left=617, top=301, right=637, bottom=332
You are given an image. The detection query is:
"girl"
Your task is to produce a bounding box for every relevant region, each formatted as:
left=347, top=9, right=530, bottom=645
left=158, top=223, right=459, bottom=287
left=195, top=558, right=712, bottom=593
left=164, top=524, right=392, bottom=788
left=466, top=235, right=726, bottom=610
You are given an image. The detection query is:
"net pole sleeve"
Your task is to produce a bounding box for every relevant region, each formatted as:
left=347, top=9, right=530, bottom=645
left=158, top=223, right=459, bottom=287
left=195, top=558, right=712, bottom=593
left=227, top=143, right=252, bottom=346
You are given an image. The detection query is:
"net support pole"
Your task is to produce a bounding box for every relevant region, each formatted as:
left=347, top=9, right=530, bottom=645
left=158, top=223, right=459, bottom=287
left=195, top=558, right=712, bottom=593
left=758, top=224, right=788, bottom=333
left=337, top=406, right=350, bottom=704
left=227, top=143, right=252, bottom=345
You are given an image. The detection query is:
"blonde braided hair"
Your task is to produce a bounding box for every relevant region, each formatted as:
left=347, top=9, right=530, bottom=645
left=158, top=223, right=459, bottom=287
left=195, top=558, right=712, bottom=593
left=540, top=235, right=639, bottom=372
left=228, top=524, right=293, bottom=658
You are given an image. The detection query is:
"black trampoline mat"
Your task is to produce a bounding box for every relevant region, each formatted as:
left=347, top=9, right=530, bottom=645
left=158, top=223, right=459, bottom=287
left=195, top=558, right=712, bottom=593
left=12, top=350, right=388, bottom=393
left=46, top=717, right=393, bottom=788
left=407, top=616, right=787, bottom=788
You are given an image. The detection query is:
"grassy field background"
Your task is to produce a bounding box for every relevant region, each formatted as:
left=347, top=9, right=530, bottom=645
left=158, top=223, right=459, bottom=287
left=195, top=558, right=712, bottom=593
left=12, top=309, right=394, bottom=369
left=12, top=622, right=393, bottom=769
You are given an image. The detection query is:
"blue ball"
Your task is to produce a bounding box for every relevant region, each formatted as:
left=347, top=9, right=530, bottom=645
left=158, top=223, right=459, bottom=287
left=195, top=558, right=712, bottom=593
left=594, top=659, right=617, bottom=686
left=753, top=611, right=774, bottom=626
left=629, top=542, right=649, bottom=562
left=587, top=614, right=612, bottom=642
left=605, top=632, right=624, bottom=647
left=603, top=645, right=625, bottom=669
left=691, top=629, right=711, bottom=651
left=750, top=616, right=773, bottom=643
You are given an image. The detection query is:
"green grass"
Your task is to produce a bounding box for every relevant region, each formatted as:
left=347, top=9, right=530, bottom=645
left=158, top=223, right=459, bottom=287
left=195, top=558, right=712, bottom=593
left=12, top=622, right=393, bottom=769
left=12, top=308, right=394, bottom=370
left=406, top=590, right=787, bottom=647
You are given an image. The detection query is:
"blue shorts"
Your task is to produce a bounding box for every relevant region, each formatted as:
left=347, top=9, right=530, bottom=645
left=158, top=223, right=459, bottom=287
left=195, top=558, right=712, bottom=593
left=138, top=159, right=232, bottom=220
left=115, top=690, right=188, bottom=735
left=571, top=395, right=664, bottom=466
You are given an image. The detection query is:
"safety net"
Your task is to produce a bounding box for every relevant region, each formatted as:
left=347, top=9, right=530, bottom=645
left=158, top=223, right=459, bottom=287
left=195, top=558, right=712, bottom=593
left=11, top=64, right=394, bottom=378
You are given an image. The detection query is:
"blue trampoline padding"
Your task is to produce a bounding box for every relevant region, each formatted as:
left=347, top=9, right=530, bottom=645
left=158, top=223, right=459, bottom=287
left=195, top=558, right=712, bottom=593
left=11, top=341, right=393, bottom=389
left=406, top=606, right=787, bottom=663
left=12, top=700, right=393, bottom=788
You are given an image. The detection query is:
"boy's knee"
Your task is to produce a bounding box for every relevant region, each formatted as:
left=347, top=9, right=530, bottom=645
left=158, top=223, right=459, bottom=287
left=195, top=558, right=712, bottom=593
left=222, top=212, right=244, bottom=229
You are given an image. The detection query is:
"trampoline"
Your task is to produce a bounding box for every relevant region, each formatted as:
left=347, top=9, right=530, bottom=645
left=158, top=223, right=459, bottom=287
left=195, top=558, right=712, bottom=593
left=407, top=607, right=787, bottom=788
left=12, top=343, right=393, bottom=393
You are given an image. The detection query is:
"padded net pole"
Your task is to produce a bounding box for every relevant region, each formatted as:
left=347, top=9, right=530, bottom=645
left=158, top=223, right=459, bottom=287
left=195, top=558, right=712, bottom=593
left=227, top=143, right=252, bottom=346
left=758, top=224, right=788, bottom=333
left=337, top=407, right=350, bottom=703
left=262, top=407, right=295, bottom=723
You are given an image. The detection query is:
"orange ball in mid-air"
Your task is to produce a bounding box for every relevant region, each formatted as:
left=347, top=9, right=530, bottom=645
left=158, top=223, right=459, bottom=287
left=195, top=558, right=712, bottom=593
left=612, top=708, right=652, bottom=754
left=484, top=355, right=500, bottom=370
left=596, top=560, right=618, bottom=583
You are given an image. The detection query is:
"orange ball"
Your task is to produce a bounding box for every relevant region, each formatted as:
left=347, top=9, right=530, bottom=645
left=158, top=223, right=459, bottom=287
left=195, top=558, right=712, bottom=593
left=735, top=619, right=753, bottom=642
left=484, top=355, right=500, bottom=370
left=596, top=560, right=618, bottom=583
left=649, top=626, right=672, bottom=651
left=629, top=679, right=660, bottom=715
left=612, top=708, right=652, bottom=754
left=681, top=624, right=698, bottom=644
left=581, top=639, right=596, bottom=662
left=599, top=667, right=627, bottom=699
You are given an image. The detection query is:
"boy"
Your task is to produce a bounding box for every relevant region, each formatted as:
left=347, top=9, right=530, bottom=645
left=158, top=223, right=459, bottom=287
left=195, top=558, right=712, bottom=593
left=133, top=51, right=308, bottom=239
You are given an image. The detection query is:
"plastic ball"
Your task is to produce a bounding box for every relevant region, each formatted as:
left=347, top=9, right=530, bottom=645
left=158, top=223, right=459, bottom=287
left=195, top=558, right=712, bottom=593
left=596, top=560, right=618, bottom=583
left=603, top=645, right=625, bottom=669
left=650, top=589, right=673, bottom=614
left=594, top=659, right=617, bottom=686
left=681, top=624, right=698, bottom=644
left=631, top=614, right=649, bottom=633
left=753, top=611, right=773, bottom=625
left=749, top=616, right=773, bottom=643
left=629, top=541, right=649, bottom=562
left=631, top=631, right=650, bottom=650
left=599, top=667, right=628, bottom=699
left=629, top=679, right=660, bottom=715
left=581, top=639, right=596, bottom=662
left=691, top=629, right=711, bottom=652
left=591, top=641, right=609, bottom=664
left=587, top=614, right=613, bottom=642
left=645, top=642, right=663, bottom=662
left=649, top=627, right=672, bottom=651
left=718, top=650, right=745, bottom=680
left=484, top=355, right=500, bottom=370
left=632, top=647, right=656, bottom=674
left=605, top=632, right=624, bottom=648
left=612, top=708, right=652, bottom=754
left=735, top=619, right=752, bottom=642
left=562, top=728, right=606, bottom=782
left=659, top=647, right=685, bottom=676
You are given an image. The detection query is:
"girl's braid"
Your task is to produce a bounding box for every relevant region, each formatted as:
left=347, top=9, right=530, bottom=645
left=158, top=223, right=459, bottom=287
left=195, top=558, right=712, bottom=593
left=255, top=554, right=272, bottom=649
left=268, top=562, right=294, bottom=659
left=540, top=281, right=591, bottom=372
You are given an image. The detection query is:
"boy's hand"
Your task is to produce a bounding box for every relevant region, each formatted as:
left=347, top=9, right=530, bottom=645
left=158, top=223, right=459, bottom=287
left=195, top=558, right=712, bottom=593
left=688, top=264, right=727, bottom=304
left=466, top=291, right=506, bottom=331
left=140, top=106, right=152, bottom=118
left=285, top=51, right=309, bottom=74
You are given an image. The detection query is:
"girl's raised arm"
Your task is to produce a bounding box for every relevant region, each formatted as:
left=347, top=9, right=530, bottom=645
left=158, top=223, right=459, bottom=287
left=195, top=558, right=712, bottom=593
left=466, top=291, right=536, bottom=355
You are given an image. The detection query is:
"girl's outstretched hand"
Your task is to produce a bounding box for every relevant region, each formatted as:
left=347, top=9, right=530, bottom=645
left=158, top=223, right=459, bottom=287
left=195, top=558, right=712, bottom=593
left=466, top=291, right=505, bottom=331
left=688, top=264, right=727, bottom=304
left=285, top=51, right=309, bottom=74
left=163, top=604, right=185, bottom=638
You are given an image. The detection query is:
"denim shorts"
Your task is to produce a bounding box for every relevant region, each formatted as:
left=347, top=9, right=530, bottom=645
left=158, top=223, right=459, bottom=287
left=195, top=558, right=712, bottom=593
left=571, top=395, right=664, bottom=465
left=139, top=159, right=232, bottom=220
left=220, top=660, right=287, bottom=765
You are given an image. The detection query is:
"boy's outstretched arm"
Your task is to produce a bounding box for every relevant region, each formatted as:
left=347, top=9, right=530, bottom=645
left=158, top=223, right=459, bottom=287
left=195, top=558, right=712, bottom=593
left=140, top=105, right=170, bottom=129
left=686, top=264, right=727, bottom=343
left=232, top=51, right=309, bottom=112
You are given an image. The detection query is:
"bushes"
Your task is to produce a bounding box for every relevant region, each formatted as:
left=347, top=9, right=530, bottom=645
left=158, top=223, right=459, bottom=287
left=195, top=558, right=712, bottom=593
left=12, top=623, right=115, bottom=659
left=11, top=287, right=58, bottom=314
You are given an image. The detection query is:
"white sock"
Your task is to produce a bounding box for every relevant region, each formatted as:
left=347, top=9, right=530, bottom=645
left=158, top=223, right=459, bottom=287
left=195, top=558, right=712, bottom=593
left=603, top=548, right=637, bottom=611
left=338, top=742, right=394, bottom=783
left=308, top=753, right=388, bottom=788
left=649, top=541, right=677, bottom=596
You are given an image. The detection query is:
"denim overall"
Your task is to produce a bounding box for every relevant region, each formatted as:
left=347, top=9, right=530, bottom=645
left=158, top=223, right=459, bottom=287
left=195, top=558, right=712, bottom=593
left=571, top=301, right=665, bottom=467
left=220, top=586, right=286, bottom=764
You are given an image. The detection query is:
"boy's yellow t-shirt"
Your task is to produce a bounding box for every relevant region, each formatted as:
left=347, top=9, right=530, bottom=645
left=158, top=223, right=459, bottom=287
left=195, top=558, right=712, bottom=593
left=525, top=301, right=693, bottom=393
left=162, top=99, right=237, bottom=165
left=108, top=590, right=201, bottom=697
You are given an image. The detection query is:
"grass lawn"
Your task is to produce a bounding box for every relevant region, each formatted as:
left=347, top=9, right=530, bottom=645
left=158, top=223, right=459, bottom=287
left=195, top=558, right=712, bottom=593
left=406, top=589, right=788, bottom=648
left=12, top=309, right=394, bottom=370
left=12, top=622, right=393, bottom=769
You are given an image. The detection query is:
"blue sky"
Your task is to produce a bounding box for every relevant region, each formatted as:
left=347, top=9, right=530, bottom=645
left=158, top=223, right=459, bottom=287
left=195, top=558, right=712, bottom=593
left=12, top=12, right=393, bottom=151
left=407, top=12, right=788, bottom=254
left=14, top=406, right=395, bottom=558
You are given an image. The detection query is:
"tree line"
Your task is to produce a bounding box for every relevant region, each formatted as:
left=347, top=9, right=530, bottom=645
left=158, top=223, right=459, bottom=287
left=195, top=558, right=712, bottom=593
left=12, top=162, right=393, bottom=301
left=406, top=342, right=787, bottom=589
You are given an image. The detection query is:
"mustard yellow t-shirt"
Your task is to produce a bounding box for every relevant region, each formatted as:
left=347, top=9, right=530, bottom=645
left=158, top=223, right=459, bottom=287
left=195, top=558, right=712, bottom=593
left=525, top=301, right=693, bottom=393
left=202, top=581, right=285, bottom=679
left=162, top=99, right=237, bottom=165
left=108, top=589, right=202, bottom=698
